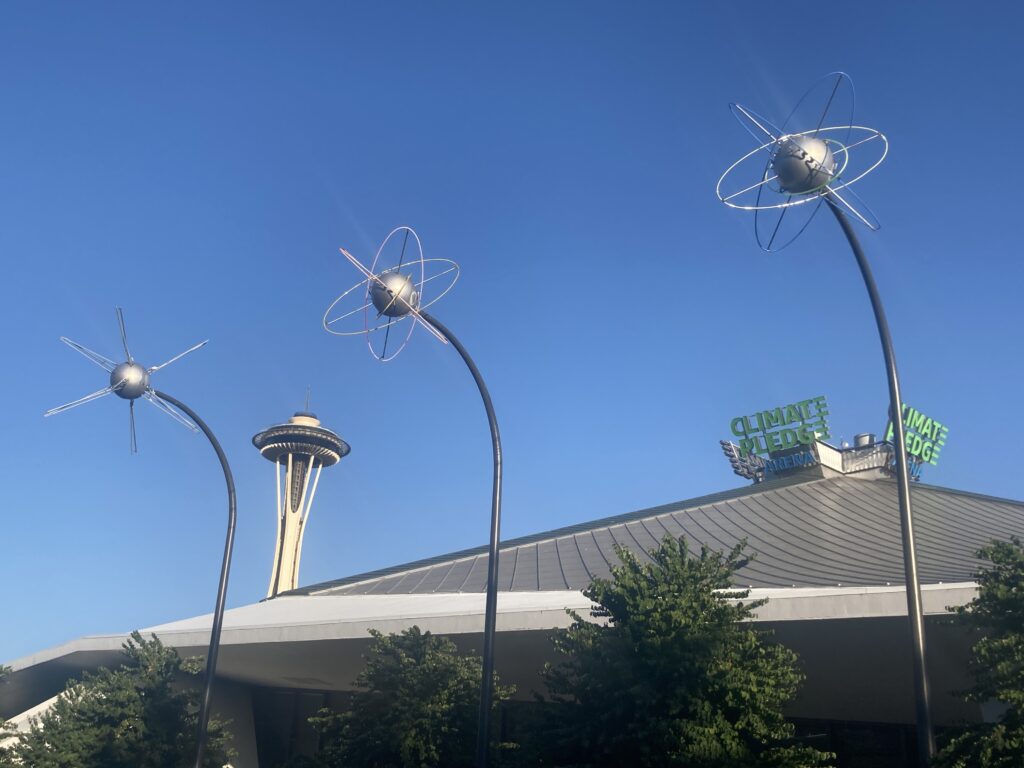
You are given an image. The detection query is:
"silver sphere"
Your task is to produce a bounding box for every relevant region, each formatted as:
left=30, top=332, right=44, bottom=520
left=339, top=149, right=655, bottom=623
left=370, top=271, right=419, bottom=318
left=110, top=362, right=150, bottom=400
left=772, top=135, right=836, bottom=194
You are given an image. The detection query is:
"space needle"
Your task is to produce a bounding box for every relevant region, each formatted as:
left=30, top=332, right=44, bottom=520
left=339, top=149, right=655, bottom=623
left=253, top=408, right=350, bottom=598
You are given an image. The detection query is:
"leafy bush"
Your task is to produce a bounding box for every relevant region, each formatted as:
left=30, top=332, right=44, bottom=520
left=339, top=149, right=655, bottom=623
left=533, top=536, right=832, bottom=768
left=295, top=626, right=514, bottom=768
left=9, top=632, right=231, bottom=768
left=935, top=537, right=1024, bottom=768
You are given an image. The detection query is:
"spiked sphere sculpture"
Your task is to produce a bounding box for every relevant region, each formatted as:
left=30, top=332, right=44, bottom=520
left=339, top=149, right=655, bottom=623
left=716, top=72, right=888, bottom=251
left=45, top=308, right=205, bottom=451
left=45, top=308, right=236, bottom=768
left=717, top=73, right=934, bottom=765
left=324, top=226, right=504, bottom=768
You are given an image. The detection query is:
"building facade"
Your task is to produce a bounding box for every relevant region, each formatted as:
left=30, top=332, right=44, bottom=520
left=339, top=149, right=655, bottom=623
left=4, top=443, right=1022, bottom=766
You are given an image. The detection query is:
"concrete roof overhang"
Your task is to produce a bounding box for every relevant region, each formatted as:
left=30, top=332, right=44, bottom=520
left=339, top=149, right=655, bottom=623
left=4, top=582, right=980, bottom=726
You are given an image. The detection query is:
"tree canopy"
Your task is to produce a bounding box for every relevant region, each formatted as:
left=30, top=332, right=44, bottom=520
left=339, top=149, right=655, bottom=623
left=0, top=665, right=13, bottom=767
left=296, top=626, right=514, bottom=768
left=935, top=536, right=1024, bottom=767
left=9, top=632, right=231, bottom=768
left=534, top=535, right=831, bottom=768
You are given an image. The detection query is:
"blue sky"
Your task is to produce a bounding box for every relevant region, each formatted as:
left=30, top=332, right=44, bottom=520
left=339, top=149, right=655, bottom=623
left=2, top=3, right=1022, bottom=662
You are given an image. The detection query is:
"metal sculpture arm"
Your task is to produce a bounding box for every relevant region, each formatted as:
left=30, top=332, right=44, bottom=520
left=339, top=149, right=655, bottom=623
left=151, top=390, right=237, bottom=768
left=719, top=75, right=934, bottom=764
left=825, top=201, right=934, bottom=760
left=325, top=229, right=500, bottom=766
left=418, top=311, right=503, bottom=768
left=45, top=311, right=235, bottom=767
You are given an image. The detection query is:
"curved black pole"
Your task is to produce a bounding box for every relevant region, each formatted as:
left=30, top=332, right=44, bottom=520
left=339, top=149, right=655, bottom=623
left=153, top=390, right=237, bottom=768
left=825, top=201, right=935, bottom=764
left=418, top=311, right=503, bottom=768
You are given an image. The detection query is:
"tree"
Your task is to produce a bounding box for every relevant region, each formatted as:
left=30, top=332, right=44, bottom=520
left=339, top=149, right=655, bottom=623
left=297, top=626, right=515, bottom=768
left=0, top=665, right=14, bottom=767
left=934, top=536, right=1024, bottom=768
left=534, top=536, right=831, bottom=768
left=10, top=632, right=232, bottom=768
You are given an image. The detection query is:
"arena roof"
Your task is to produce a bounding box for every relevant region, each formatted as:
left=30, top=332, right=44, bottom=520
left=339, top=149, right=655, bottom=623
left=290, top=475, right=1023, bottom=596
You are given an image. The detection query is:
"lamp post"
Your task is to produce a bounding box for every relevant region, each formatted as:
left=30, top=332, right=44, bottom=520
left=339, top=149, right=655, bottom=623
left=716, top=73, right=934, bottom=764
left=44, top=308, right=237, bottom=768
left=323, top=227, right=503, bottom=767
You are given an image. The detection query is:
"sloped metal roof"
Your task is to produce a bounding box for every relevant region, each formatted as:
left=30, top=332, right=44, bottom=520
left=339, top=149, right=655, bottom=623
left=288, top=476, right=1023, bottom=596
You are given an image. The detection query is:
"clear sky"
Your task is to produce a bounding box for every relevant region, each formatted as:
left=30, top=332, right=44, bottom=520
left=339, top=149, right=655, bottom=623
left=2, top=3, right=1022, bottom=663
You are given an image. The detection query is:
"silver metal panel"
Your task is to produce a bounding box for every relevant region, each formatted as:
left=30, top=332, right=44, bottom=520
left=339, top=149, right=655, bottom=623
left=509, top=544, right=539, bottom=591
left=554, top=536, right=592, bottom=585
left=536, top=540, right=568, bottom=591
left=436, top=558, right=476, bottom=592
left=459, top=556, right=490, bottom=593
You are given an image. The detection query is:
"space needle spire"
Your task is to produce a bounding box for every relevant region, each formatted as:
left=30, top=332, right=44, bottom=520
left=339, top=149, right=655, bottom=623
left=253, top=405, right=350, bottom=598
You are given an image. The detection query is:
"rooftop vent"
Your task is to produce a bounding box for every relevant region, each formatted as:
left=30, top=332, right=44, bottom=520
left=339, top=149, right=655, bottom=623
left=854, top=433, right=875, bottom=448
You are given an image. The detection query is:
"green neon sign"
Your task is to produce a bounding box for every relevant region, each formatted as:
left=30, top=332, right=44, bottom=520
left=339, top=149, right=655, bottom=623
left=885, top=404, right=948, bottom=466
left=729, top=396, right=830, bottom=457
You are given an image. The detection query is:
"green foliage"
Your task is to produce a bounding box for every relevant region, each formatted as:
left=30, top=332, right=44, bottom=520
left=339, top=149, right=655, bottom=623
left=935, top=537, right=1024, bottom=767
left=534, top=536, right=832, bottom=768
left=9, top=631, right=231, bottom=768
left=0, top=665, right=13, bottom=767
left=297, top=626, right=515, bottom=768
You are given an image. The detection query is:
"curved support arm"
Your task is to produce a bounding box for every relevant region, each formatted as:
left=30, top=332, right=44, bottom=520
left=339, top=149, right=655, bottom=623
left=825, top=201, right=935, bottom=763
left=418, top=312, right=502, bottom=768
left=152, top=389, right=237, bottom=768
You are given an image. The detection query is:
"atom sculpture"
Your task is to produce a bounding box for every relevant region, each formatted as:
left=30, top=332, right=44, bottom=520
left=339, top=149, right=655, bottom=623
left=324, top=227, right=503, bottom=767
left=322, top=226, right=460, bottom=361
left=717, top=73, right=935, bottom=765
left=716, top=72, right=888, bottom=251
left=44, top=307, right=205, bottom=452
left=44, top=307, right=236, bottom=768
